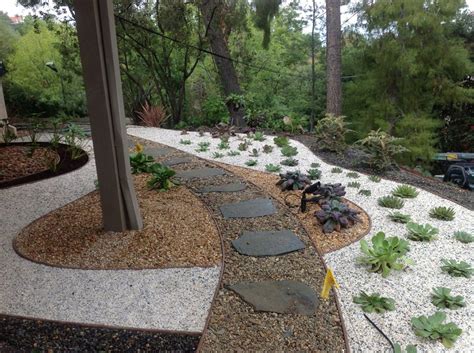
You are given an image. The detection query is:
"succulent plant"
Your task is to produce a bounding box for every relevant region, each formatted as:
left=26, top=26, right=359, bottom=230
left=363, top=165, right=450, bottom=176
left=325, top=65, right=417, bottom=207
left=358, top=231, right=412, bottom=277
left=129, top=151, right=154, bottom=174
left=210, top=122, right=236, bottom=138
left=238, top=141, right=250, bottom=151
left=431, top=287, right=466, bottom=310
left=307, top=168, right=322, bottom=180
left=249, top=148, right=260, bottom=157
left=245, top=159, right=258, bottom=166
left=315, top=199, right=360, bottom=233
left=411, top=311, right=462, bottom=348
left=368, top=175, right=381, bottom=182
left=388, top=211, right=411, bottom=224
left=276, top=171, right=311, bottom=191
left=196, top=141, right=210, bottom=152
left=310, top=162, right=320, bottom=168
left=212, top=152, right=224, bottom=159
left=347, top=181, right=361, bottom=188
left=378, top=195, right=404, bottom=209
left=217, top=140, right=230, bottom=150
left=346, top=172, right=360, bottom=178
left=273, top=135, right=289, bottom=147
left=179, top=139, right=191, bottom=145
left=453, top=231, right=474, bottom=244
left=280, top=145, right=298, bottom=157
left=251, top=131, right=266, bottom=141
left=353, top=291, right=395, bottom=313
left=280, top=158, right=299, bottom=166
left=358, top=189, right=371, bottom=196
left=147, top=163, right=176, bottom=191
left=441, top=259, right=473, bottom=278
left=331, top=167, right=343, bottom=173
left=406, top=222, right=439, bottom=242
left=227, top=150, right=240, bottom=156
left=392, top=184, right=419, bottom=198
left=265, top=163, right=281, bottom=173
left=430, top=206, right=455, bottom=221
left=262, top=144, right=274, bottom=153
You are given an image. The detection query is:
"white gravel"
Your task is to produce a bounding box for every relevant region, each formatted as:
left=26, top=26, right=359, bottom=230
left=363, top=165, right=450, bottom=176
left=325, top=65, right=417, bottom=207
left=128, top=126, right=473, bottom=352
left=0, top=140, right=220, bottom=332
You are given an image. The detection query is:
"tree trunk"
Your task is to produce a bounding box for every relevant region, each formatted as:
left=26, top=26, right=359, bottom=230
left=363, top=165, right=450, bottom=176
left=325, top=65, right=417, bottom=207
left=325, top=0, right=342, bottom=116
left=199, top=0, right=246, bottom=127
left=310, top=0, right=316, bottom=131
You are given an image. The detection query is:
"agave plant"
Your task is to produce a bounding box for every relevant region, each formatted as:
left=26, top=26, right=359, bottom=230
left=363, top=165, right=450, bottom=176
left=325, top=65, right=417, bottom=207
left=430, top=206, right=455, bottom=221
left=280, top=145, right=298, bottom=157
left=347, top=181, right=361, bottom=188
left=353, top=291, right=396, bottom=313
left=179, top=139, right=192, bottom=145
left=212, top=152, right=224, bottom=159
left=310, top=162, right=320, bottom=168
left=441, top=259, right=473, bottom=278
left=280, top=157, right=299, bottom=166
left=273, top=135, right=290, bottom=147
left=368, top=175, right=381, bottom=182
left=358, top=232, right=412, bottom=277
left=307, top=168, right=322, bottom=180
left=331, top=167, right=343, bottom=173
left=388, top=211, right=411, bottom=224
left=431, top=287, right=466, bottom=310
left=265, top=164, right=281, bottom=173
left=196, top=141, right=210, bottom=152
left=251, top=131, right=266, bottom=141
left=315, top=199, right=360, bottom=233
left=249, top=148, right=260, bottom=157
left=392, top=185, right=419, bottom=198
left=406, top=222, right=439, bottom=242
left=346, top=172, right=360, bottom=178
left=262, top=144, right=274, bottom=153
left=227, top=150, right=240, bottom=156
left=358, top=189, right=371, bottom=196
left=245, top=159, right=258, bottom=166
left=453, top=231, right=474, bottom=244
left=378, top=195, right=404, bottom=209
left=277, top=171, right=311, bottom=191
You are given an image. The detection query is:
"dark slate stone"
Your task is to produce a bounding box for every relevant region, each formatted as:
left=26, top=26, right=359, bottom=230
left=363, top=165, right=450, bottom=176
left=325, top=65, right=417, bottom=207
left=231, top=230, right=305, bottom=256
left=162, top=157, right=193, bottom=166
left=174, top=167, right=225, bottom=180
left=197, top=183, right=247, bottom=193
left=228, top=280, right=318, bottom=316
left=144, top=146, right=174, bottom=157
left=220, top=198, right=276, bottom=219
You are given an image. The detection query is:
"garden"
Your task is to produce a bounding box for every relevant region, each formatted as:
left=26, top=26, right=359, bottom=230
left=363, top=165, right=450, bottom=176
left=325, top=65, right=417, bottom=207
left=0, top=0, right=473, bottom=352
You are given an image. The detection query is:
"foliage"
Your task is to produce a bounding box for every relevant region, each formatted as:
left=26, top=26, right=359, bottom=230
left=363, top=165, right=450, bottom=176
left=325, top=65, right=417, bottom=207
left=227, top=150, right=240, bottom=156
left=147, top=163, right=175, bottom=191
left=453, top=231, right=474, bottom=244
left=280, top=145, right=298, bottom=157
left=429, top=207, right=455, bottom=221
left=431, top=287, right=466, bottom=310
left=196, top=141, right=210, bottom=152
left=273, top=136, right=290, bottom=147
left=180, top=139, right=192, bottom=145
left=262, top=144, right=274, bottom=153
left=276, top=170, right=311, bottom=191
left=310, top=162, right=320, bottom=168
left=411, top=311, right=462, bottom=348
left=315, top=199, right=360, bottom=233
left=355, top=130, right=408, bottom=171
left=331, top=167, right=342, bottom=173
left=368, top=175, right=381, bottom=183
left=393, top=343, right=417, bottom=353
left=238, top=141, right=250, bottom=151
left=392, top=185, right=419, bottom=199
left=212, top=152, right=224, bottom=159
left=245, top=159, right=258, bottom=166
left=346, top=172, right=359, bottom=179
left=307, top=168, right=321, bottom=180
left=347, top=181, right=361, bottom=189
left=210, top=123, right=236, bottom=139
left=217, top=140, right=230, bottom=150
left=251, top=131, right=266, bottom=141
left=406, top=222, right=439, bottom=242
left=63, top=123, right=88, bottom=160
left=388, top=212, right=411, bottom=224
left=358, top=189, right=371, bottom=196
left=136, top=102, right=168, bottom=127
left=130, top=148, right=154, bottom=174
left=441, top=259, right=473, bottom=278
left=314, top=114, right=350, bottom=153
left=353, top=291, right=395, bottom=313
left=280, top=157, right=298, bottom=166
left=249, top=148, right=260, bottom=157
left=377, top=196, right=404, bottom=209
left=265, top=163, right=281, bottom=173
left=357, top=231, right=412, bottom=278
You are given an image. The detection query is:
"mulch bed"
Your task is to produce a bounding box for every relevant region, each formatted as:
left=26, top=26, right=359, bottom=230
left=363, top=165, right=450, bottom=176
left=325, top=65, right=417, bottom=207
left=293, top=134, right=474, bottom=210
left=14, top=173, right=222, bottom=270
left=219, top=163, right=371, bottom=254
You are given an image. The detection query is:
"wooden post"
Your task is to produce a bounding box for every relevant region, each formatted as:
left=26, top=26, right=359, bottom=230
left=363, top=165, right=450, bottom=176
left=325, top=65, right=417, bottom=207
left=0, top=79, right=7, bottom=119
left=74, top=0, right=143, bottom=231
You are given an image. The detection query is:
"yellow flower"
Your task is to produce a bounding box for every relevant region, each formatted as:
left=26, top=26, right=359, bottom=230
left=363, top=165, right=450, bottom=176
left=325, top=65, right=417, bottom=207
left=134, top=143, right=144, bottom=153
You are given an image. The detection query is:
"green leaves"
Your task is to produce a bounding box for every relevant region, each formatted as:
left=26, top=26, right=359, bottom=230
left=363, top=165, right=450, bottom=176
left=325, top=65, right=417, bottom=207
left=273, top=136, right=289, bottom=147
left=358, top=232, right=412, bottom=277
left=147, top=163, right=176, bottom=191
left=453, top=231, right=474, bottom=244
left=265, top=163, right=281, bottom=173
left=388, top=211, right=411, bottom=224
left=429, top=206, right=455, bottom=221
left=377, top=195, right=404, bottom=209
left=441, top=259, right=473, bottom=278
left=195, top=141, right=210, bottom=152
left=245, top=159, right=258, bottom=167
left=406, top=222, right=438, bottom=242
left=314, top=114, right=350, bottom=153
left=280, top=145, right=298, bottom=157
left=306, top=168, right=322, bottom=180
left=411, top=311, right=462, bottom=348
left=280, top=157, right=299, bottom=166
left=129, top=152, right=154, bottom=174
left=353, top=291, right=395, bottom=313
left=392, top=185, right=419, bottom=198
left=431, top=287, right=466, bottom=310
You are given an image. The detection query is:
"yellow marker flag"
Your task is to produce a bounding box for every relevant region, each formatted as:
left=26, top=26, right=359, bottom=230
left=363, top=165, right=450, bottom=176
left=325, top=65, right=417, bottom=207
left=321, top=268, right=339, bottom=299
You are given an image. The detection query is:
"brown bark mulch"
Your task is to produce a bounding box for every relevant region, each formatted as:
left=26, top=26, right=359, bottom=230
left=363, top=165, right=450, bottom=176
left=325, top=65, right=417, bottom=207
left=14, top=173, right=222, bottom=270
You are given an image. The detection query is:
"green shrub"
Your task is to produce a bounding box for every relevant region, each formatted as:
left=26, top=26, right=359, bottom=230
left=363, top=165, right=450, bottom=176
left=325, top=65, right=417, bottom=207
left=280, top=158, right=299, bottom=166
left=355, top=129, right=408, bottom=171
left=378, top=196, right=404, bottom=209
left=441, top=259, right=473, bottom=278
left=130, top=149, right=154, bottom=174
left=147, top=164, right=175, bottom=191
left=431, top=287, right=465, bottom=310
left=388, top=212, right=411, bottom=224
left=411, top=311, right=462, bottom=348
left=406, top=222, right=439, bottom=242
left=353, top=291, right=395, bottom=313
left=314, top=113, right=350, bottom=153
left=453, top=231, right=474, bottom=244
left=392, top=185, right=419, bottom=198
left=265, top=164, right=281, bottom=173
left=273, top=135, right=289, bottom=147
left=245, top=159, right=258, bottom=166
left=280, top=145, right=298, bottom=157
left=430, top=206, right=455, bottom=221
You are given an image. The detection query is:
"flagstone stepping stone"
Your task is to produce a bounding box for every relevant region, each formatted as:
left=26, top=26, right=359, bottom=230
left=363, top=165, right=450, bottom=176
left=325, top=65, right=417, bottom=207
left=197, top=183, right=247, bottom=193
left=162, top=157, right=193, bottom=166
left=145, top=146, right=174, bottom=157
left=231, top=230, right=304, bottom=256
left=174, top=167, right=225, bottom=180
left=220, top=198, right=276, bottom=219
left=228, top=280, right=317, bottom=316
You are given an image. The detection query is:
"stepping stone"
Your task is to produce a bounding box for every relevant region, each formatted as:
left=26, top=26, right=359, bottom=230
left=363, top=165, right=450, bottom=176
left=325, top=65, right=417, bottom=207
left=145, top=146, right=174, bottom=157
left=228, top=280, right=317, bottom=316
left=174, top=167, right=225, bottom=180
left=232, top=230, right=304, bottom=256
left=162, top=157, right=193, bottom=166
left=220, top=198, right=276, bottom=219
left=197, top=183, right=247, bottom=193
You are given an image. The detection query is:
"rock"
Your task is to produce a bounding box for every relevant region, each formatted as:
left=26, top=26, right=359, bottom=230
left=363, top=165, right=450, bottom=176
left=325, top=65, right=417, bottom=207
left=162, top=157, right=193, bottom=166
left=231, top=230, right=304, bottom=257
left=174, top=167, right=225, bottom=179
left=144, top=146, right=174, bottom=157
left=197, top=183, right=247, bottom=193
left=220, top=198, right=276, bottom=219
left=228, top=280, right=318, bottom=316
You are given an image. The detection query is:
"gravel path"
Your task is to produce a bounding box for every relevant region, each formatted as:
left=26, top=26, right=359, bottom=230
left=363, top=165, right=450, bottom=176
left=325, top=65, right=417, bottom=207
left=0, top=140, right=220, bottom=333
left=129, top=127, right=473, bottom=352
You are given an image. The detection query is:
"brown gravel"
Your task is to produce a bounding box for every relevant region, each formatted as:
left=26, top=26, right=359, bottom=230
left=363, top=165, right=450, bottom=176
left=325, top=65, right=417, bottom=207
left=217, top=163, right=371, bottom=254
left=14, top=173, right=222, bottom=270
left=0, top=145, right=58, bottom=182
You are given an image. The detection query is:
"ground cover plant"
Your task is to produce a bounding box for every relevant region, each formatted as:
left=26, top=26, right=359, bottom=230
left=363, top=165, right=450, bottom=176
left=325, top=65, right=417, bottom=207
left=276, top=171, right=311, bottom=191
left=245, top=159, right=258, bottom=166
left=429, top=206, right=455, bottom=221
left=368, top=175, right=381, bottom=182
left=196, top=141, right=210, bottom=152
left=347, top=181, right=361, bottom=188
left=310, top=162, right=320, bottom=168
left=406, top=222, right=439, bottom=242
left=238, top=141, right=250, bottom=151
left=411, top=311, right=462, bottom=348
left=441, top=259, right=473, bottom=278
left=227, top=150, right=240, bottom=156
left=251, top=131, right=266, bottom=141
left=129, top=144, right=154, bottom=174
left=179, top=139, right=192, bottom=145
left=306, top=168, right=321, bottom=180
left=331, top=167, right=343, bottom=173
left=273, top=136, right=289, bottom=147
left=378, top=195, right=404, bottom=209
left=280, top=158, right=299, bottom=166
left=315, top=199, right=360, bottom=233
left=212, top=152, right=224, bottom=159
left=353, top=291, right=395, bottom=313
left=280, top=145, right=298, bottom=157
left=388, top=211, right=411, bottom=224
left=262, top=144, right=273, bottom=153
left=265, top=164, right=281, bottom=173
left=249, top=148, right=259, bottom=157
left=358, top=232, right=412, bottom=277
left=346, top=172, right=359, bottom=178
left=358, top=189, right=371, bottom=196
left=431, top=287, right=466, bottom=310
left=217, top=140, right=230, bottom=150
left=147, top=163, right=175, bottom=191
left=392, top=185, right=419, bottom=198
left=453, top=231, right=473, bottom=244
